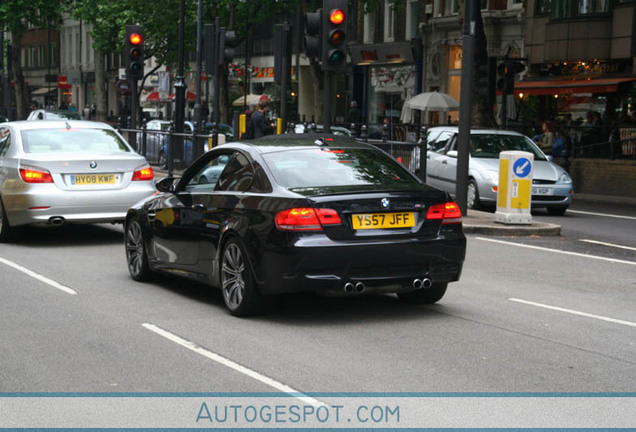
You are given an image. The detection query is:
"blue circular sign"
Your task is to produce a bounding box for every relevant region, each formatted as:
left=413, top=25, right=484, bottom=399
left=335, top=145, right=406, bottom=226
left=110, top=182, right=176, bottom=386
left=512, top=157, right=532, bottom=178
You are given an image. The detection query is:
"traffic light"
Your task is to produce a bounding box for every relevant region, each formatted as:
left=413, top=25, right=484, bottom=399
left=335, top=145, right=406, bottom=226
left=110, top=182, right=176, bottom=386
left=304, top=8, right=322, bottom=59
left=219, top=29, right=237, bottom=66
left=204, top=24, right=216, bottom=75
left=476, top=57, right=496, bottom=106
left=322, top=0, right=348, bottom=72
left=497, top=58, right=525, bottom=95
left=125, top=25, right=144, bottom=80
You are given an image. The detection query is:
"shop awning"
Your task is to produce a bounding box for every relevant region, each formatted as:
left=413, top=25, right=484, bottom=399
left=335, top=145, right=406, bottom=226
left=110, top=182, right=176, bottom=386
left=31, top=87, right=57, bottom=96
left=515, top=77, right=636, bottom=95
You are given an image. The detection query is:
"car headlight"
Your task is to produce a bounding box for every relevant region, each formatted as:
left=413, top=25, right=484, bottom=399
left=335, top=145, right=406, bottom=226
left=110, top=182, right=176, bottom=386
left=557, top=172, right=572, bottom=184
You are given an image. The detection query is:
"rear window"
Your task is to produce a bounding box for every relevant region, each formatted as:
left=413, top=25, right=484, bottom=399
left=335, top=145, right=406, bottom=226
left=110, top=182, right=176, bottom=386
left=262, top=147, right=420, bottom=190
left=21, top=128, right=131, bottom=154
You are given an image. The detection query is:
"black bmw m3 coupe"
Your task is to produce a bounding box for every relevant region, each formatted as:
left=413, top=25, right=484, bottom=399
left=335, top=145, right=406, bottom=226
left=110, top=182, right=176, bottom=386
left=124, top=134, right=466, bottom=316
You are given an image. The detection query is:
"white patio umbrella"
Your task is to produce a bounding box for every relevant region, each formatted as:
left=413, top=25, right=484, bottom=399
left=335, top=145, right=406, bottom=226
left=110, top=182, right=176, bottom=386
left=405, top=91, right=460, bottom=111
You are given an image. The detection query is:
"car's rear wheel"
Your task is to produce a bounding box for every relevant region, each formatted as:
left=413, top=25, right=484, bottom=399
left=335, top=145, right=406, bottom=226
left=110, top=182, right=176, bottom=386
left=467, top=179, right=481, bottom=210
left=125, top=216, right=152, bottom=281
left=221, top=238, right=264, bottom=317
left=547, top=206, right=567, bottom=216
left=0, top=197, right=15, bottom=243
left=398, top=283, right=448, bottom=305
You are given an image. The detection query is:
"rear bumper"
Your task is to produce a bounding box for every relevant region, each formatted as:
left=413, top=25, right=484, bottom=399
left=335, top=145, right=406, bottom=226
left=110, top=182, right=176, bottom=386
left=255, top=235, right=466, bottom=295
left=3, top=183, right=156, bottom=227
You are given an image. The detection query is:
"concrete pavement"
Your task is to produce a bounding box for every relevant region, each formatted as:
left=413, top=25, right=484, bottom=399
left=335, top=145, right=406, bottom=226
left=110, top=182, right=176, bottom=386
left=462, top=210, right=561, bottom=236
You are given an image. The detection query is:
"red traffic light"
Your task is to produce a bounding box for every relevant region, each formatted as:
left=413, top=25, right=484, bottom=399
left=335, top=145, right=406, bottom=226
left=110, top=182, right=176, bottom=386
left=129, top=33, right=142, bottom=45
left=329, top=9, right=345, bottom=25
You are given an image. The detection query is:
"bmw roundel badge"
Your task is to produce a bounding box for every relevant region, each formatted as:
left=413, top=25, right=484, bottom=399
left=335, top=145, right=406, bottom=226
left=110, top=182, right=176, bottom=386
left=89, top=161, right=97, bottom=169
left=381, top=198, right=390, bottom=208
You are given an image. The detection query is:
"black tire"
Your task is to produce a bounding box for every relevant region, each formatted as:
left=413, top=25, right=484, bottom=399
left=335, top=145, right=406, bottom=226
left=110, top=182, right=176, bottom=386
left=125, top=216, right=152, bottom=281
left=547, top=206, right=567, bottom=216
left=466, top=179, right=481, bottom=210
left=220, top=238, right=265, bottom=317
left=398, top=283, right=448, bottom=305
left=0, top=197, right=15, bottom=243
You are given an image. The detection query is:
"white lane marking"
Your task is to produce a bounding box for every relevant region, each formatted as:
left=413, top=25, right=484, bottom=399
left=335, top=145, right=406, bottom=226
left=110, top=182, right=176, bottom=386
left=580, top=239, right=636, bottom=252
left=475, top=237, right=636, bottom=266
left=568, top=209, right=636, bottom=221
left=509, top=298, right=636, bottom=329
left=142, top=323, right=327, bottom=408
left=0, top=256, right=77, bottom=295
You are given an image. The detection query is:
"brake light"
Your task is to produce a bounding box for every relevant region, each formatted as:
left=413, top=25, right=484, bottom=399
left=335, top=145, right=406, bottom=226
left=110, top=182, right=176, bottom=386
left=426, top=202, right=462, bottom=224
left=275, top=207, right=342, bottom=231
left=19, top=167, right=53, bottom=183
left=132, top=166, right=154, bottom=181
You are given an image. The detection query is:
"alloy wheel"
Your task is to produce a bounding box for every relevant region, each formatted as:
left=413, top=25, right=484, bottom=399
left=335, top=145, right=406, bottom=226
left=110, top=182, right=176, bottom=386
left=221, top=243, right=245, bottom=310
left=125, top=219, right=148, bottom=280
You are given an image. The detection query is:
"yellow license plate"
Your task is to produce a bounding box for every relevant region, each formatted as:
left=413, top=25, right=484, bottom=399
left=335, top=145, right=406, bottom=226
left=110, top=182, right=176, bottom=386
left=72, top=174, right=116, bottom=185
left=351, top=212, right=415, bottom=230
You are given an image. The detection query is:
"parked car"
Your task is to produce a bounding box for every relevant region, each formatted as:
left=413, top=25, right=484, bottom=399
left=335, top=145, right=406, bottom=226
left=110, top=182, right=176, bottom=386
left=137, top=119, right=171, bottom=166
left=293, top=124, right=352, bottom=137
left=423, top=127, right=574, bottom=215
left=124, top=134, right=466, bottom=316
left=0, top=120, right=156, bottom=242
left=159, top=121, right=235, bottom=167
left=26, top=109, right=83, bottom=121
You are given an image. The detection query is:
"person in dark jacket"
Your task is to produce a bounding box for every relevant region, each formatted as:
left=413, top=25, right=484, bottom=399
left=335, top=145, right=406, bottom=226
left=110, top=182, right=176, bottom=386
left=250, top=99, right=272, bottom=138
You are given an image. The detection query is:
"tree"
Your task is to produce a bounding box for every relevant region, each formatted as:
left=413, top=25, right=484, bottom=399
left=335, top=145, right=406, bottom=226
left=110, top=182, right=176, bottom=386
left=0, top=0, right=68, bottom=120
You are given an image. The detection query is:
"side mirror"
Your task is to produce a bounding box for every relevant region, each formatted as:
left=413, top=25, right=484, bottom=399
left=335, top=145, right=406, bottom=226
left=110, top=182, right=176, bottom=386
left=446, top=150, right=458, bottom=158
left=156, top=176, right=177, bottom=193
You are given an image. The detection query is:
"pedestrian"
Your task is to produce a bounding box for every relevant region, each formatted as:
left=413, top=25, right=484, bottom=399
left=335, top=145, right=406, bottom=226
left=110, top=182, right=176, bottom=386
left=83, top=104, right=91, bottom=119
left=536, top=120, right=554, bottom=155
left=249, top=99, right=273, bottom=138
left=348, top=100, right=361, bottom=124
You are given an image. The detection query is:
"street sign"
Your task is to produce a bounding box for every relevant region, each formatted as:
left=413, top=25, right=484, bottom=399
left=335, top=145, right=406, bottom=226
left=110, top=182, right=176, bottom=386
left=495, top=151, right=534, bottom=225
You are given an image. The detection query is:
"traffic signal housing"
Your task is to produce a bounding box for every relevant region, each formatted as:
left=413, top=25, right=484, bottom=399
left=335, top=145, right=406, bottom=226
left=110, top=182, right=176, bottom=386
left=204, top=24, right=216, bottom=75
left=497, top=58, right=525, bottom=95
left=322, top=0, right=348, bottom=72
left=476, top=57, right=496, bottom=106
left=219, top=29, right=237, bottom=66
left=125, top=25, right=144, bottom=80
left=304, top=8, right=322, bottom=59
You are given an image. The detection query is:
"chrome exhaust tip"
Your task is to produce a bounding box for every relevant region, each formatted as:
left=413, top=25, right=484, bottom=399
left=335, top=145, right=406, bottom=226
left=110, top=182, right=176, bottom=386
left=413, top=279, right=423, bottom=289
left=422, top=278, right=433, bottom=289
left=355, top=282, right=365, bottom=293
left=49, top=216, right=66, bottom=226
left=344, top=282, right=355, bottom=293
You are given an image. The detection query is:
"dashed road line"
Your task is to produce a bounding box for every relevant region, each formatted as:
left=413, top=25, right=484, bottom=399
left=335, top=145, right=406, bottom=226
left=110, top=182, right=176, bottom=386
left=476, top=237, right=636, bottom=266
left=0, top=256, right=77, bottom=295
left=568, top=210, right=636, bottom=221
left=509, top=298, right=636, bottom=328
left=142, top=323, right=327, bottom=408
left=579, top=239, right=636, bottom=252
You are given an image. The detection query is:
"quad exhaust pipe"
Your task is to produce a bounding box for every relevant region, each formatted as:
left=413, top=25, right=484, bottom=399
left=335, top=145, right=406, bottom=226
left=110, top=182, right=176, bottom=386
left=413, top=278, right=433, bottom=290
left=343, top=281, right=366, bottom=293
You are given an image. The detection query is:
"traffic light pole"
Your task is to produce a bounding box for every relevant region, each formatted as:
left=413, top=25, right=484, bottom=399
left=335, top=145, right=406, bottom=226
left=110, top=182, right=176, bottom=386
left=323, top=71, right=332, bottom=133
left=456, top=0, right=478, bottom=216
left=173, top=0, right=187, bottom=170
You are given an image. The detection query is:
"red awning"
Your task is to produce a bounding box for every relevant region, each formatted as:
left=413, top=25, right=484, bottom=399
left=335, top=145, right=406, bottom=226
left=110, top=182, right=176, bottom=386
left=515, top=77, right=636, bottom=95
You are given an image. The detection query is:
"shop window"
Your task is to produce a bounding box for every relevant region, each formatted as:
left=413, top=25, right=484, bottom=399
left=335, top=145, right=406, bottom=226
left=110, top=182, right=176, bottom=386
left=447, top=46, right=462, bottom=123
left=536, top=0, right=551, bottom=14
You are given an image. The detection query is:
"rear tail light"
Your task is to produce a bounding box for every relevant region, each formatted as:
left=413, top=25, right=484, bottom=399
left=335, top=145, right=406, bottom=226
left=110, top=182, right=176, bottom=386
left=426, top=202, right=462, bottom=224
left=132, top=166, right=154, bottom=181
left=19, top=167, right=54, bottom=183
left=276, top=208, right=342, bottom=231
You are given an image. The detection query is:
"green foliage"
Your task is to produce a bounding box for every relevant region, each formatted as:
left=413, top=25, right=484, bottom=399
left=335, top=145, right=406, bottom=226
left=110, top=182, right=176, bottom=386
left=0, top=0, right=67, bottom=38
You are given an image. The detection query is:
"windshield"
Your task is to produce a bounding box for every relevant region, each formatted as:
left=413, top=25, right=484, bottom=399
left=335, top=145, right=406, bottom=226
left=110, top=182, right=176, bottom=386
left=470, top=134, right=547, bottom=161
left=262, top=147, right=421, bottom=191
left=21, top=128, right=131, bottom=153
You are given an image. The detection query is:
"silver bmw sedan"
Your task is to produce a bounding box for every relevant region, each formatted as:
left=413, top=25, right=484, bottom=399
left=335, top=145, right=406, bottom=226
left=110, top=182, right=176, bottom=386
left=0, top=120, right=156, bottom=242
